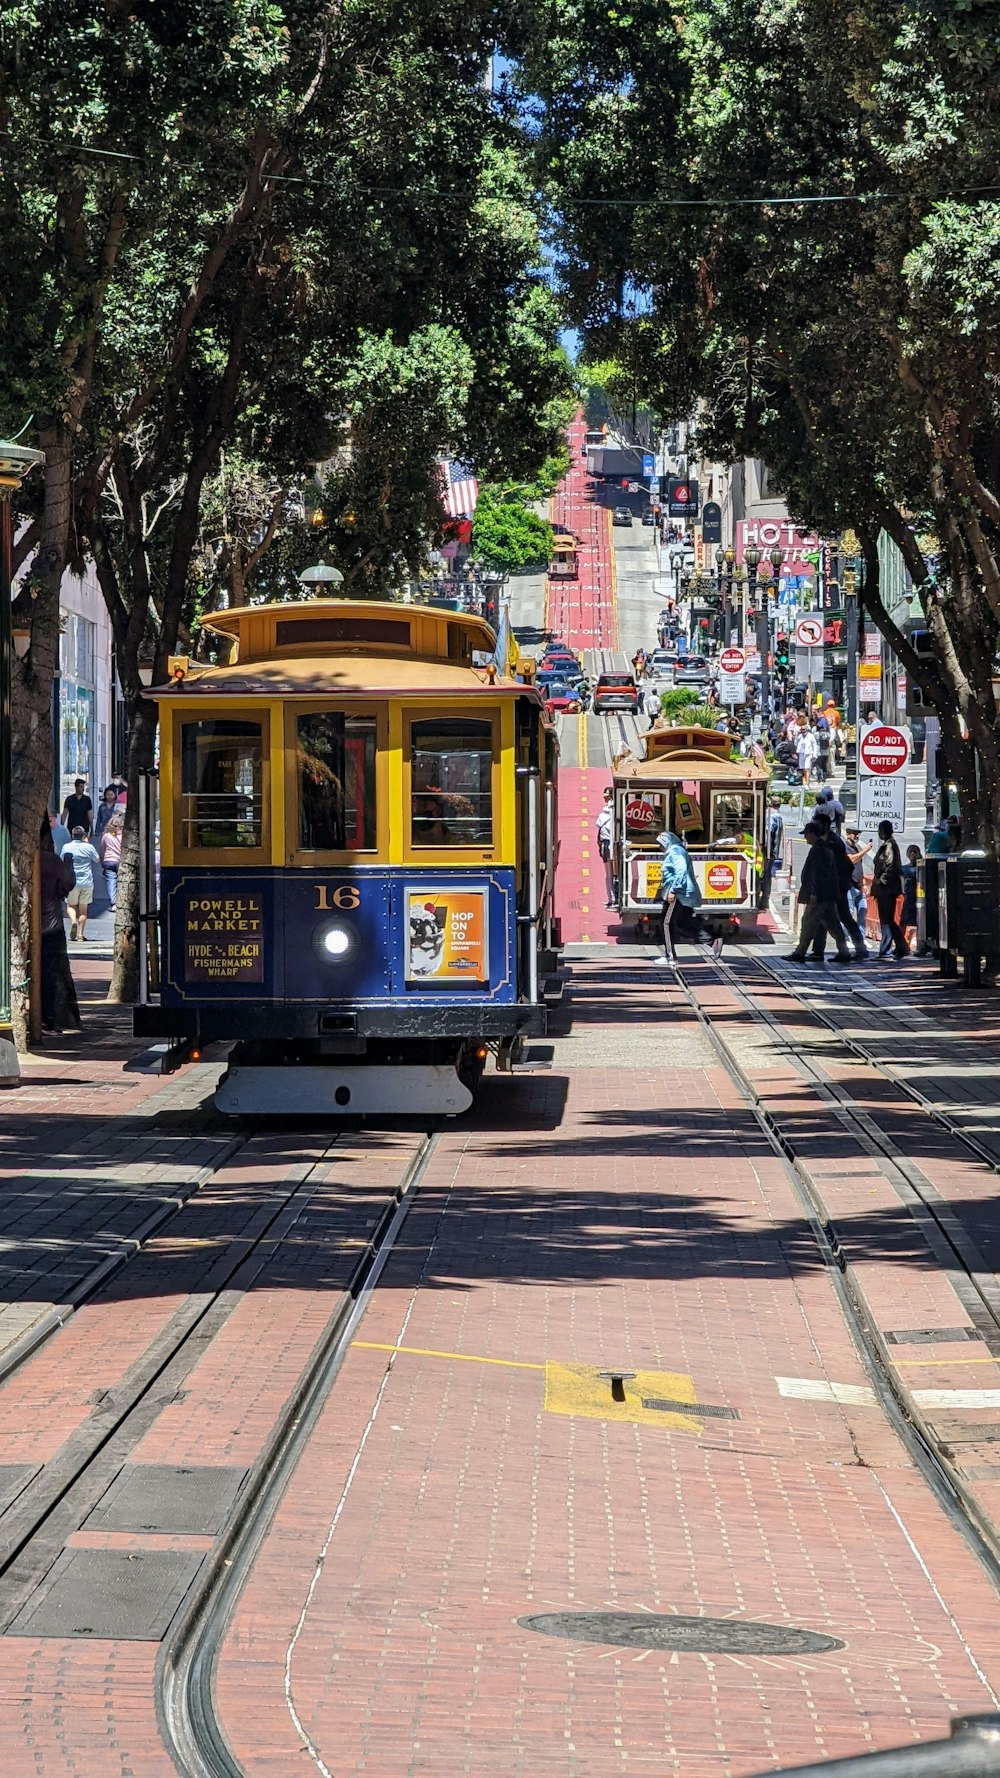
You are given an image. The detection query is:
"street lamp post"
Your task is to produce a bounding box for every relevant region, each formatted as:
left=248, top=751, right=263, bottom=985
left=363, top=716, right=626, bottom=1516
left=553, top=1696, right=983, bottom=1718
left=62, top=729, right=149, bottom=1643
left=724, top=547, right=736, bottom=643
left=0, top=436, right=44, bottom=1082
left=768, top=544, right=783, bottom=705
left=669, top=549, right=682, bottom=607
left=298, top=559, right=345, bottom=597
left=714, top=547, right=727, bottom=642
left=745, top=544, right=771, bottom=714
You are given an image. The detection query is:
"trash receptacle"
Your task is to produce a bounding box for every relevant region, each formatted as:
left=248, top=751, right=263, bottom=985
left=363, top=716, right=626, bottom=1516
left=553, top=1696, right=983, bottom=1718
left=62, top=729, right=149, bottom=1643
left=939, top=853, right=1000, bottom=985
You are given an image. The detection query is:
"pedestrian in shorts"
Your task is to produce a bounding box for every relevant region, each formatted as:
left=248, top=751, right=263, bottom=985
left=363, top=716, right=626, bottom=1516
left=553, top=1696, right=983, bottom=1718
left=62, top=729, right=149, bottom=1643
left=62, top=826, right=102, bottom=941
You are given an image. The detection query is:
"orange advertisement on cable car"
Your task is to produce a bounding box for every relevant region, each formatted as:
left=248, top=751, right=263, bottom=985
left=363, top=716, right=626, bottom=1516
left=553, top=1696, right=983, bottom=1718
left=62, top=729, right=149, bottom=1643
left=407, top=889, right=488, bottom=983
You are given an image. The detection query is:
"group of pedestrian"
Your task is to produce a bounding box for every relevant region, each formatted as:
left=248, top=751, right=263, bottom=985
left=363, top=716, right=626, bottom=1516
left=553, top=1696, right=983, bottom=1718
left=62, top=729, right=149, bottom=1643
left=51, top=777, right=127, bottom=933
left=788, top=811, right=920, bottom=964
left=770, top=703, right=843, bottom=786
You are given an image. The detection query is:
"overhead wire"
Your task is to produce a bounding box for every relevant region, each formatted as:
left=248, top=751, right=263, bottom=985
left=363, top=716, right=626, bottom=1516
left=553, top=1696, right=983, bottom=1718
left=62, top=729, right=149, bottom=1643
left=10, top=140, right=1000, bottom=211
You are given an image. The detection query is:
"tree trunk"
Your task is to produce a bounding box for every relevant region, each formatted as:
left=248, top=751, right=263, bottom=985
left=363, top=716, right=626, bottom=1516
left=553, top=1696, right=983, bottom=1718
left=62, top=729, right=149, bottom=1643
left=108, top=695, right=158, bottom=1004
left=10, top=434, right=73, bottom=1049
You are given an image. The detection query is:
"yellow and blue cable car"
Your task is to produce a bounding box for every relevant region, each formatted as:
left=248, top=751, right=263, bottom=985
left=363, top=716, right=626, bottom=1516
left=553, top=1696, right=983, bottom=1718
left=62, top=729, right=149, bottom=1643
left=134, top=598, right=559, bottom=1115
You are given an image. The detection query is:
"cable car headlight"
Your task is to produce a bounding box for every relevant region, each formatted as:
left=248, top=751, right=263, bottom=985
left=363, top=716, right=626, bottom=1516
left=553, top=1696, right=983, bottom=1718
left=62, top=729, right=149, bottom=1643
left=315, top=920, right=354, bottom=962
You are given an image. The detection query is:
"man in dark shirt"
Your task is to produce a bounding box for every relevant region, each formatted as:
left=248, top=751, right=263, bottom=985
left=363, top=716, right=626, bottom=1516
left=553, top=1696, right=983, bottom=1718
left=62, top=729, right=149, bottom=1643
left=787, top=821, right=852, bottom=963
left=811, top=808, right=869, bottom=960
left=61, top=779, right=93, bottom=836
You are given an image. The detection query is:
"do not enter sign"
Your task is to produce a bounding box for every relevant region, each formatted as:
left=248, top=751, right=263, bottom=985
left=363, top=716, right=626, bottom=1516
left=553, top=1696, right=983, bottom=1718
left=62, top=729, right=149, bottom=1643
left=719, top=646, right=745, bottom=675
left=859, top=725, right=909, bottom=776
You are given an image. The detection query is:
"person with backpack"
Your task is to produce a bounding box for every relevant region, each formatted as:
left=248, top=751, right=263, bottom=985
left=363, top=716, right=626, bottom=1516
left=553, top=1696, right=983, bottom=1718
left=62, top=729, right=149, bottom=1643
left=872, top=820, right=907, bottom=960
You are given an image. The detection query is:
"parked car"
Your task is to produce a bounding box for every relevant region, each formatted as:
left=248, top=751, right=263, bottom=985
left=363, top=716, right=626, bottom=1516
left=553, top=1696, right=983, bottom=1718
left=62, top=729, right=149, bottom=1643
left=543, top=680, right=581, bottom=716
left=649, top=648, right=678, bottom=674
left=641, top=508, right=657, bottom=526
left=612, top=506, right=633, bottom=527
left=593, top=672, right=639, bottom=713
left=535, top=666, right=574, bottom=691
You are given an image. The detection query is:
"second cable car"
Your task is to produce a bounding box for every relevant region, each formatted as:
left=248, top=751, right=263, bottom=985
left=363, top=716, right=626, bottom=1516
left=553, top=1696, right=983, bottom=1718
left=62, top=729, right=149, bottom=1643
left=611, top=727, right=769, bottom=937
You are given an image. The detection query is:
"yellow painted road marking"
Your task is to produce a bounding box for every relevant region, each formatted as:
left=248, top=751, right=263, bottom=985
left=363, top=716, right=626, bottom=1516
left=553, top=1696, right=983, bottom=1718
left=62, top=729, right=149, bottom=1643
left=354, top=1341, right=544, bottom=1371
left=544, top=1362, right=703, bottom=1434
left=578, top=711, right=588, bottom=767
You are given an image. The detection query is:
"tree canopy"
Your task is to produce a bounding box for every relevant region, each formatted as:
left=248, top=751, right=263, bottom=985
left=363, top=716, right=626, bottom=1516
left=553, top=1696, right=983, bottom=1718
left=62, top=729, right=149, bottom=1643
left=0, top=0, right=573, bottom=1016
left=519, top=0, right=1000, bottom=841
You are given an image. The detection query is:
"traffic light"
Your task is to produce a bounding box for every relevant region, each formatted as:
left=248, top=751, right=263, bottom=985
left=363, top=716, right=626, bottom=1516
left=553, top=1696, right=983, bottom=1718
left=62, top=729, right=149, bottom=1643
left=776, top=636, right=789, bottom=668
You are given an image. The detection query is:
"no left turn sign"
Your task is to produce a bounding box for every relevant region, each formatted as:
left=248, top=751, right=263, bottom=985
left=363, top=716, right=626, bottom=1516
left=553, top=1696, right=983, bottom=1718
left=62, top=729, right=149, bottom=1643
left=794, top=616, right=823, bottom=647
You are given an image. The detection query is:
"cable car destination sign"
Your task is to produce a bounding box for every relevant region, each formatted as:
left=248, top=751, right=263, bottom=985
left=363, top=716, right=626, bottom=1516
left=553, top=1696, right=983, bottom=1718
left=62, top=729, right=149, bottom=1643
left=858, top=723, right=908, bottom=834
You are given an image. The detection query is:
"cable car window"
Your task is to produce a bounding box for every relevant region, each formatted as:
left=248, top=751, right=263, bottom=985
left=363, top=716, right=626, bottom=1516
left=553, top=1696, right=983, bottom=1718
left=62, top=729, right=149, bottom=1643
left=180, top=719, right=263, bottom=850
left=711, top=791, right=755, bottom=843
left=297, top=714, right=377, bottom=851
left=411, top=718, right=493, bottom=847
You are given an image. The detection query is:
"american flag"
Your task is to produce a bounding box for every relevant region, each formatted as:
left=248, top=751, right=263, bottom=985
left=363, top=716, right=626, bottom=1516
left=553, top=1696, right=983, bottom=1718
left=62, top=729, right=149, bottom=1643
left=440, top=459, right=479, bottom=520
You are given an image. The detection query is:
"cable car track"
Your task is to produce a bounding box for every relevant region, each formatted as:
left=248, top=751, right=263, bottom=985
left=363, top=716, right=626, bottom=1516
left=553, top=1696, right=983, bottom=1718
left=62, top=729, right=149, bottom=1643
left=670, top=951, right=1000, bottom=1593
left=156, top=1130, right=436, bottom=1778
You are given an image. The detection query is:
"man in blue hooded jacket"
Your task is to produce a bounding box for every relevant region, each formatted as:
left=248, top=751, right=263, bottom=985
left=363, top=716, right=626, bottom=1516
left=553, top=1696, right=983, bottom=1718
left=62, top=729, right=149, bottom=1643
left=657, top=830, right=718, bottom=964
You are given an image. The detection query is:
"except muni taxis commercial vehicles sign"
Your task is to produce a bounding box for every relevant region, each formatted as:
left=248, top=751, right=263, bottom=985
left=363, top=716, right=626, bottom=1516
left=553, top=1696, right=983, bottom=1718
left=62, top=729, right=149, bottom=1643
left=858, top=722, right=908, bottom=835
left=406, top=889, right=488, bottom=983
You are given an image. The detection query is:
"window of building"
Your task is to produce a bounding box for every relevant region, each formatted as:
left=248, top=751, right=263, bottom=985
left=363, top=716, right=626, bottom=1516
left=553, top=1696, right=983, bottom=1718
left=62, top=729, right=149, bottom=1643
left=296, top=713, right=377, bottom=852
left=411, top=718, right=493, bottom=848
left=179, top=718, right=264, bottom=851
left=58, top=615, right=100, bottom=797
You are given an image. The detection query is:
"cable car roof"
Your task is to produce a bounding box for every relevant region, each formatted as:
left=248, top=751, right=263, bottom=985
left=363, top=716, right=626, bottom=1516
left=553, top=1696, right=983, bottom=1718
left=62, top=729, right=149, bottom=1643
left=147, top=654, right=537, bottom=701
left=613, top=753, right=770, bottom=786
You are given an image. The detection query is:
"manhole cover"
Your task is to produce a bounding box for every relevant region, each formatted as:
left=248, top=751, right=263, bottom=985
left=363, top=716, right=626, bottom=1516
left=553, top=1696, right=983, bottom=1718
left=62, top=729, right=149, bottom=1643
left=518, top=1611, right=844, bottom=1655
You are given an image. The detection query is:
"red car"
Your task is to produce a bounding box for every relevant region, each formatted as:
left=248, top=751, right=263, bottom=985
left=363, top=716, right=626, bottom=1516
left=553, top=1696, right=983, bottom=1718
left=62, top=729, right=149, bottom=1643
left=543, top=679, right=581, bottom=717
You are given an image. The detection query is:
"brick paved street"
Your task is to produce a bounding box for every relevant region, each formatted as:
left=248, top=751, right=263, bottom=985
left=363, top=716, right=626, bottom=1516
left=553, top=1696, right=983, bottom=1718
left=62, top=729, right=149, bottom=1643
left=1, top=908, right=1000, bottom=1774
left=213, top=952, right=1000, bottom=1778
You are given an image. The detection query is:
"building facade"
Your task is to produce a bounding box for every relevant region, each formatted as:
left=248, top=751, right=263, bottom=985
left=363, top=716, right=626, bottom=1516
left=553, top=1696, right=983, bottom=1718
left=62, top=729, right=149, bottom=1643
left=54, top=560, right=114, bottom=813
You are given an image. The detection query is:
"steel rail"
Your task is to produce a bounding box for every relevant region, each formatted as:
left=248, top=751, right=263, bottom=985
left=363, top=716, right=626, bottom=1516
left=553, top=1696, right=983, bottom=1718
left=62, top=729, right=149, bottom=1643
left=715, top=950, right=1000, bottom=1353
left=671, top=955, right=1000, bottom=1599
left=731, top=946, right=1000, bottom=1178
left=0, top=1121, right=250, bottom=1391
left=156, top=1131, right=437, bottom=1778
left=0, top=1132, right=359, bottom=1628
